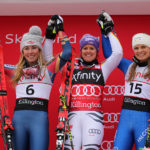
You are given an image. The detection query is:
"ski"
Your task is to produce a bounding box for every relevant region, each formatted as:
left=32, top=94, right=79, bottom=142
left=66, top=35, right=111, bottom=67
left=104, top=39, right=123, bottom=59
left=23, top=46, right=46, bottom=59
left=55, top=53, right=75, bottom=150
left=141, top=125, right=150, bottom=150
left=0, top=46, right=14, bottom=150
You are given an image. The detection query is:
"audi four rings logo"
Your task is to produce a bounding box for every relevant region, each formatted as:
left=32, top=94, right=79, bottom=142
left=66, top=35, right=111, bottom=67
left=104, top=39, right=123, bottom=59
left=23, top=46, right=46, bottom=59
left=103, top=113, right=120, bottom=123
left=101, top=140, right=113, bottom=150
left=88, top=129, right=101, bottom=135
left=71, top=85, right=124, bottom=96
left=103, top=85, right=125, bottom=95
left=72, top=85, right=101, bottom=97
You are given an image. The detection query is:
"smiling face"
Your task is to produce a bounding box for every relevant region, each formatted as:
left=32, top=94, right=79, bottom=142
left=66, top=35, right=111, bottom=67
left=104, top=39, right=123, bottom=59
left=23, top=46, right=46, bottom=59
left=133, top=44, right=150, bottom=62
left=81, top=44, right=97, bottom=62
left=22, top=45, right=40, bottom=66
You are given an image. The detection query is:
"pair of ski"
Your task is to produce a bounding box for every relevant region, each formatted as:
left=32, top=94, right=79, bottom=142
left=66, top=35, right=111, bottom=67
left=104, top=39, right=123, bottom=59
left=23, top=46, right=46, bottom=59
left=55, top=52, right=75, bottom=150
left=0, top=46, right=14, bottom=150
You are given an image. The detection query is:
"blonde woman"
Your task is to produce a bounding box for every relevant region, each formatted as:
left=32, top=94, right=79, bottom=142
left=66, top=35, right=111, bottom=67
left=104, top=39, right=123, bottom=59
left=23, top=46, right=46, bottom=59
left=101, top=12, right=150, bottom=150
left=4, top=16, right=72, bottom=150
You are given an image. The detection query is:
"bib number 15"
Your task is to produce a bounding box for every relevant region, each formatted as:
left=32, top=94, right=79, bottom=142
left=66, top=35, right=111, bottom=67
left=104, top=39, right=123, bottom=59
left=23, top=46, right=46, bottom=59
left=129, top=83, right=142, bottom=94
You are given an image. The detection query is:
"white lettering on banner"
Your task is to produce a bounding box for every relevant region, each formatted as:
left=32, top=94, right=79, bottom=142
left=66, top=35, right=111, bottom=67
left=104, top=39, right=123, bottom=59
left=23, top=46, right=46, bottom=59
left=5, top=34, right=22, bottom=44
left=71, top=101, right=101, bottom=109
left=4, top=33, right=77, bottom=45
left=103, top=113, right=120, bottom=123
left=101, top=140, right=113, bottom=150
left=103, top=97, right=115, bottom=101
left=5, top=34, right=13, bottom=44
left=69, top=34, right=76, bottom=43
left=104, top=125, right=114, bottom=129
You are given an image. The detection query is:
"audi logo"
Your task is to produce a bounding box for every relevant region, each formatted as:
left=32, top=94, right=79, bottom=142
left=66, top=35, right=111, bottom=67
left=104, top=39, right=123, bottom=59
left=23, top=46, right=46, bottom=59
left=101, top=140, right=113, bottom=150
left=71, top=85, right=124, bottom=96
left=103, top=85, right=125, bottom=95
left=71, top=85, right=101, bottom=97
left=88, top=128, right=101, bottom=135
left=103, top=113, right=120, bottom=123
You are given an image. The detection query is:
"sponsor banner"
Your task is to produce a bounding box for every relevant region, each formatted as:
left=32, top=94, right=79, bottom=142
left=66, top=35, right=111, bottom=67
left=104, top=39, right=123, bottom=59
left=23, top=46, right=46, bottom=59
left=1, top=15, right=150, bottom=150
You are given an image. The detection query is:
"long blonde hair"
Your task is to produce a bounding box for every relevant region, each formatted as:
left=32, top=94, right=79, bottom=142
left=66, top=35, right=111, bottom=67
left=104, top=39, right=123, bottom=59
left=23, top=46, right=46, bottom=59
left=127, top=58, right=150, bottom=82
left=12, top=49, right=47, bottom=86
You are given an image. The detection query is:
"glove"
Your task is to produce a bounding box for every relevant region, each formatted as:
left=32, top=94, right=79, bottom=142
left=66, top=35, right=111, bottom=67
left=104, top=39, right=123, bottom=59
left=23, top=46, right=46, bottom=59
left=51, top=15, right=64, bottom=33
left=97, top=10, right=114, bottom=35
left=45, top=17, right=57, bottom=40
left=45, top=15, right=64, bottom=39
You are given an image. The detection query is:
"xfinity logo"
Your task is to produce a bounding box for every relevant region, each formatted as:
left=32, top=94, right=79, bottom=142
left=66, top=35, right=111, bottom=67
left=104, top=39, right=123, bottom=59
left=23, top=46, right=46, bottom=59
left=73, top=71, right=101, bottom=82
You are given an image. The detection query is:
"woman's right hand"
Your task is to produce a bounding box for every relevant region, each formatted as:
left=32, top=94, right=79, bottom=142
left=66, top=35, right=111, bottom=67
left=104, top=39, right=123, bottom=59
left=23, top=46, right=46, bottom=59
left=45, top=15, right=64, bottom=40
left=97, top=10, right=114, bottom=35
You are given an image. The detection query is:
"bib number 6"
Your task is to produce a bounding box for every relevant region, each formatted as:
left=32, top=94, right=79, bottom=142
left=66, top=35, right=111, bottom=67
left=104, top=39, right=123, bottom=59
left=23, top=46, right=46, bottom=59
left=26, top=85, right=34, bottom=95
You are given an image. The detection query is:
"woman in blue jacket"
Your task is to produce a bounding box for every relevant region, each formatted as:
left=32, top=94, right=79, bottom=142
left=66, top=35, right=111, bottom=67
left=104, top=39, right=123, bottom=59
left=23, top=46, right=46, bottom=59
left=97, top=11, right=150, bottom=150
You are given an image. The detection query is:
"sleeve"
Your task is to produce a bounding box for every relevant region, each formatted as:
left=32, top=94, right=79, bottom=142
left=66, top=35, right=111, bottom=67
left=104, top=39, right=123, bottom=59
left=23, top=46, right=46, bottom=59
left=101, top=32, right=123, bottom=82
left=46, top=31, right=72, bottom=82
left=102, top=34, right=132, bottom=75
left=43, top=39, right=53, bottom=62
left=4, top=64, right=16, bottom=78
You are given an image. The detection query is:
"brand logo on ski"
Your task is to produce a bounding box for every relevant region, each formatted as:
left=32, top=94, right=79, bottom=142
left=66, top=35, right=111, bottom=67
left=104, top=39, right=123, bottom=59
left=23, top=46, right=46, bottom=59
left=55, top=52, right=75, bottom=150
left=0, top=46, right=14, bottom=150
